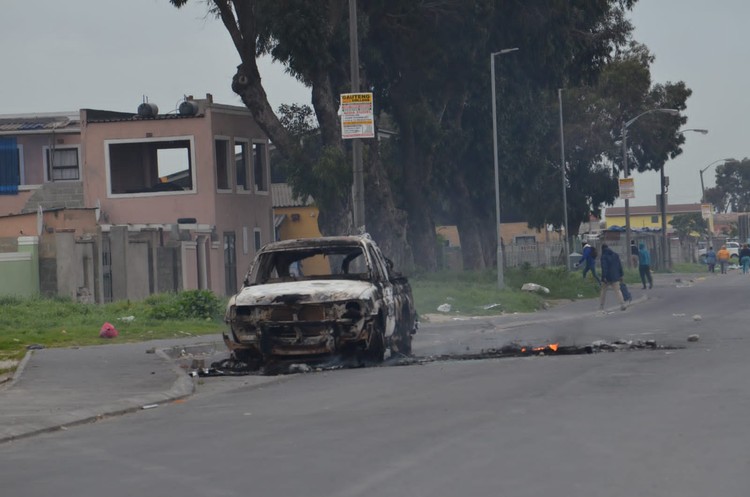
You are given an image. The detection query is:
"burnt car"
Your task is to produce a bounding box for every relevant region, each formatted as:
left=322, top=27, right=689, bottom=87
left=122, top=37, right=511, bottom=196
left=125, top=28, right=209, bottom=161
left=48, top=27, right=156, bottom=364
left=224, top=234, right=417, bottom=367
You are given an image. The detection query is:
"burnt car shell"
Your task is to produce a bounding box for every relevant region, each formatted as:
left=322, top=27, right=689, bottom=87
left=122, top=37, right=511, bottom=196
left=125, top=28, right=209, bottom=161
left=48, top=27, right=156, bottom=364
left=224, top=235, right=416, bottom=365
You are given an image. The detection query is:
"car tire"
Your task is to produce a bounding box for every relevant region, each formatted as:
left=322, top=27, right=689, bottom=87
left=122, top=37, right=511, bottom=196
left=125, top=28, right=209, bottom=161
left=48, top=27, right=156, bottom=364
left=363, top=324, right=385, bottom=363
left=390, top=308, right=414, bottom=357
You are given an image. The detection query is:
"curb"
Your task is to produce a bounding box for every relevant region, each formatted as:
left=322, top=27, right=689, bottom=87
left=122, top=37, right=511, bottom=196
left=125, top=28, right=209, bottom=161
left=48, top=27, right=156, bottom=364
left=0, top=342, right=201, bottom=445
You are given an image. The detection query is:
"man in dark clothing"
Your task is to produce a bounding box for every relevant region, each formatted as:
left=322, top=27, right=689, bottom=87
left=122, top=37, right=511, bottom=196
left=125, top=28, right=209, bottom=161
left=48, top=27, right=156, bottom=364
left=575, top=242, right=601, bottom=285
left=599, top=244, right=626, bottom=311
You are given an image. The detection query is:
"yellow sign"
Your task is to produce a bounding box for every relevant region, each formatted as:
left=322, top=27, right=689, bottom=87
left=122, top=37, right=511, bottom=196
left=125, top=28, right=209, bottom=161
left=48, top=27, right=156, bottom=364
left=618, top=178, right=635, bottom=199
left=340, top=92, right=375, bottom=139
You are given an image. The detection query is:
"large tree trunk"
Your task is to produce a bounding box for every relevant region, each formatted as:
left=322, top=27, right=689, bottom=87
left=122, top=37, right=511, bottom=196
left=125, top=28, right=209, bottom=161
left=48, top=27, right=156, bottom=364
left=363, top=140, right=413, bottom=271
left=453, top=174, right=487, bottom=270
left=399, top=126, right=437, bottom=271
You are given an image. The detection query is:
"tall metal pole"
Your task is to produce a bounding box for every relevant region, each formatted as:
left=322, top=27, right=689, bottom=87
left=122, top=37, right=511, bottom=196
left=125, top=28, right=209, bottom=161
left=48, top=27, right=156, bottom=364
left=622, top=122, right=632, bottom=268
left=349, top=0, right=365, bottom=233
left=490, top=48, right=518, bottom=289
left=558, top=89, right=570, bottom=269
left=660, top=164, right=669, bottom=270
left=491, top=54, right=504, bottom=289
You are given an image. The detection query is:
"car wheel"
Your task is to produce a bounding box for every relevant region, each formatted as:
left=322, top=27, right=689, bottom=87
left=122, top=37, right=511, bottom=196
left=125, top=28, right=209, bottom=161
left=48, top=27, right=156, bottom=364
left=363, top=324, right=385, bottom=363
left=390, top=308, right=414, bottom=357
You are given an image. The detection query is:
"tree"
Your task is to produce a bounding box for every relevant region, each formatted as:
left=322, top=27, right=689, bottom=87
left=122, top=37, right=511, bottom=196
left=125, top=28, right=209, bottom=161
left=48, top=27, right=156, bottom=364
left=714, top=158, right=750, bottom=213
left=669, top=213, right=707, bottom=242
left=170, top=0, right=413, bottom=268
left=168, top=1, right=690, bottom=272
left=703, top=186, right=728, bottom=213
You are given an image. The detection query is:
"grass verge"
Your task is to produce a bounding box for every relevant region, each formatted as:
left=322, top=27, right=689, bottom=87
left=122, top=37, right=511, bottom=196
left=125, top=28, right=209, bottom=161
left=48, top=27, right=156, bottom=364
left=0, top=291, right=226, bottom=372
left=411, top=265, right=606, bottom=318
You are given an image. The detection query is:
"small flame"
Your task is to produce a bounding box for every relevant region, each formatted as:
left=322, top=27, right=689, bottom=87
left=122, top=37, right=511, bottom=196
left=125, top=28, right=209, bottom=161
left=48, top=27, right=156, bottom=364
left=549, top=343, right=559, bottom=352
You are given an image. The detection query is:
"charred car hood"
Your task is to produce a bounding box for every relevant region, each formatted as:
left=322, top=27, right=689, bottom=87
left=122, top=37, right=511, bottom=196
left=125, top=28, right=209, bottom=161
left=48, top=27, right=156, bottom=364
left=234, top=280, right=377, bottom=306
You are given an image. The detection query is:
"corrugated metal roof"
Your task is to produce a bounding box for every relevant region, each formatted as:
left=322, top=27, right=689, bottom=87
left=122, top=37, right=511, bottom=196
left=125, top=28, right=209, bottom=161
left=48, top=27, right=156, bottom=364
left=0, top=112, right=80, bottom=134
left=605, top=203, right=701, bottom=216
left=272, top=183, right=314, bottom=208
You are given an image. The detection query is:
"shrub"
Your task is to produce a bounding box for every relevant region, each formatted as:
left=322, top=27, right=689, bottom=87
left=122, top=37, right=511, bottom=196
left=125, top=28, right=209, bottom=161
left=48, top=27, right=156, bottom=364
left=145, top=290, right=223, bottom=320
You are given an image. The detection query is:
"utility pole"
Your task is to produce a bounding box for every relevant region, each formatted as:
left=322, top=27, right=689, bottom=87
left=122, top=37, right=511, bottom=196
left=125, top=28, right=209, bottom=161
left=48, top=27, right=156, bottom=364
left=349, top=0, right=365, bottom=233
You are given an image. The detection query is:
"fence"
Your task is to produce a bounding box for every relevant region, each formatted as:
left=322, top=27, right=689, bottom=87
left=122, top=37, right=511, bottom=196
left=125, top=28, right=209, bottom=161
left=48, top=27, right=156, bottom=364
left=501, top=235, right=700, bottom=270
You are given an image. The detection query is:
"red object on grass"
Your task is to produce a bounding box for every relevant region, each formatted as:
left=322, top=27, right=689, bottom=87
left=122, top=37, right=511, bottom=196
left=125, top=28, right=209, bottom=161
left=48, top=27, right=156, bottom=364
left=99, top=322, right=119, bottom=338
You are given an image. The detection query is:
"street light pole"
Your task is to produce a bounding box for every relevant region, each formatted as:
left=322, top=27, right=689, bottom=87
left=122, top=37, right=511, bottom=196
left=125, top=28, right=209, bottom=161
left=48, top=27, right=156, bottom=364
left=621, top=108, right=679, bottom=269
left=490, top=47, right=518, bottom=289
left=659, top=128, right=709, bottom=271
left=558, top=89, right=570, bottom=269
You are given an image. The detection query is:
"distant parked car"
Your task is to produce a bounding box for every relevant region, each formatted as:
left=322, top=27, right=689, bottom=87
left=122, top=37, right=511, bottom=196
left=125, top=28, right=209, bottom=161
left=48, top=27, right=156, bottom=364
left=698, top=241, right=740, bottom=263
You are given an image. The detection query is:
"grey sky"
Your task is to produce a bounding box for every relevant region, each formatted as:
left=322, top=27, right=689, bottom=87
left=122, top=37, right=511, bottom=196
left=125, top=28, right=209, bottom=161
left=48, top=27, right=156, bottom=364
left=3, top=0, right=743, bottom=210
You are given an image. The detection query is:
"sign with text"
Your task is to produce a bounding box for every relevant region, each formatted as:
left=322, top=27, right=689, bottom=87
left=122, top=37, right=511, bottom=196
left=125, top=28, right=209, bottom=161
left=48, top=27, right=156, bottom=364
left=618, top=178, right=635, bottom=199
left=701, top=203, right=713, bottom=219
left=340, top=92, right=374, bottom=139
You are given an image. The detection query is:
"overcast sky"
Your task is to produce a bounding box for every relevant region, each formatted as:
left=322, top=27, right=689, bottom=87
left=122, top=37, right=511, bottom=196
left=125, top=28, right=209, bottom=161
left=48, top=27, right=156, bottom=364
left=3, top=0, right=746, bottom=209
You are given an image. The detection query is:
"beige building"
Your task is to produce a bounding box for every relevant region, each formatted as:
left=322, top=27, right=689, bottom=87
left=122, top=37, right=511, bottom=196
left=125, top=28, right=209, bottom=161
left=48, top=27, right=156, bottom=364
left=0, top=95, right=273, bottom=301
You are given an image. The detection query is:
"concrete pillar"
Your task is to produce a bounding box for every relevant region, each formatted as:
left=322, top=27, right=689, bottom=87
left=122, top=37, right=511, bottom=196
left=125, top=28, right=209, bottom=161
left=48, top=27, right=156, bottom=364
left=109, top=226, right=129, bottom=301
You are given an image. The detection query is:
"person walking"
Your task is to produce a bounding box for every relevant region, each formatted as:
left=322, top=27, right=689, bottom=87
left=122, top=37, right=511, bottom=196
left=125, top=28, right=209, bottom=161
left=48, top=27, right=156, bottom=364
left=576, top=242, right=600, bottom=286
left=630, top=240, right=640, bottom=268
left=705, top=246, right=717, bottom=273
left=717, top=245, right=731, bottom=274
left=638, top=242, right=653, bottom=289
left=740, top=244, right=750, bottom=274
left=599, top=244, right=626, bottom=311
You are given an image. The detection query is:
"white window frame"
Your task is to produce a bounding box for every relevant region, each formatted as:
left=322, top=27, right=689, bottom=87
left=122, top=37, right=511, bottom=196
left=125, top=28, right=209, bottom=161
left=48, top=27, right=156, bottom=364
left=104, top=136, right=197, bottom=198
left=43, top=144, right=81, bottom=182
left=242, top=227, right=249, bottom=255
left=254, top=228, right=262, bottom=251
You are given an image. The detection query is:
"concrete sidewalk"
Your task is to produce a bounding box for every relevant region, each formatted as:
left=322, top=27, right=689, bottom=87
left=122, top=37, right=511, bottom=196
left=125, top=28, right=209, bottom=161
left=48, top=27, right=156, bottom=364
left=0, top=335, right=232, bottom=443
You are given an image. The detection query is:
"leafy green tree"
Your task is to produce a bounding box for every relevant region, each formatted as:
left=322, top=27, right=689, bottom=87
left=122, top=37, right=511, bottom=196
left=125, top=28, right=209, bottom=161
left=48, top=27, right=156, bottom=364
left=169, top=0, right=413, bottom=267
left=529, top=43, right=691, bottom=238
left=168, top=0, right=691, bottom=272
left=703, top=186, right=728, bottom=213
left=714, top=159, right=750, bottom=212
left=669, top=213, right=707, bottom=241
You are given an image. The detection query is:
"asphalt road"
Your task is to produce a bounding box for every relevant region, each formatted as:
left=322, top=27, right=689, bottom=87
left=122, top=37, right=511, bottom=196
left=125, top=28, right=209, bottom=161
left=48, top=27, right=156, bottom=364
left=3, top=272, right=750, bottom=497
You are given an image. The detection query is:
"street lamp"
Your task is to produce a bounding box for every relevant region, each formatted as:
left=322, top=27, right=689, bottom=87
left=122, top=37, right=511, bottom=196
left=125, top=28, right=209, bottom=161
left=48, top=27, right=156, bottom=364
left=490, top=47, right=519, bottom=289
left=621, top=108, right=680, bottom=268
left=658, top=128, right=709, bottom=271
left=700, top=158, right=735, bottom=249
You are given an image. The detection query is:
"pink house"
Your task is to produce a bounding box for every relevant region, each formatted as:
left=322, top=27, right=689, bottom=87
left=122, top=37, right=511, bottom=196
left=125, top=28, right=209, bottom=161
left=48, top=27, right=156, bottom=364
left=0, top=94, right=272, bottom=301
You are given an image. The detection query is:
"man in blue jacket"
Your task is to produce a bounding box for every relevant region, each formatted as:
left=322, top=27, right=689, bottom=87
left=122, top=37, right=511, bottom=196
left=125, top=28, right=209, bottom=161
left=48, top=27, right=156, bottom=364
left=599, top=244, right=626, bottom=311
left=638, top=242, right=653, bottom=289
left=575, top=242, right=601, bottom=285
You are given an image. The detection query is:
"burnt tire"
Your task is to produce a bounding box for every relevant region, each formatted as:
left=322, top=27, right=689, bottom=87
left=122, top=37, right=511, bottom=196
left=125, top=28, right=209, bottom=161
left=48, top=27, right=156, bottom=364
left=390, top=308, right=414, bottom=357
left=231, top=349, right=262, bottom=371
left=363, top=326, right=385, bottom=363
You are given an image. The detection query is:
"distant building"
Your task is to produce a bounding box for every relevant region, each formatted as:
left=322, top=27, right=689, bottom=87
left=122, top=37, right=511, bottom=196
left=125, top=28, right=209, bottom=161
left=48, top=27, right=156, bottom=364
left=604, top=203, right=702, bottom=232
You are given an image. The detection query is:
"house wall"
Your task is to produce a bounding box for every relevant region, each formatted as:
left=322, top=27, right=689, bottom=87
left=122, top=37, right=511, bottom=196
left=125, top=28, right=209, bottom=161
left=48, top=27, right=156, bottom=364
left=605, top=214, right=677, bottom=230
left=276, top=205, right=322, bottom=240
left=80, top=105, right=272, bottom=296
left=0, top=236, right=39, bottom=297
